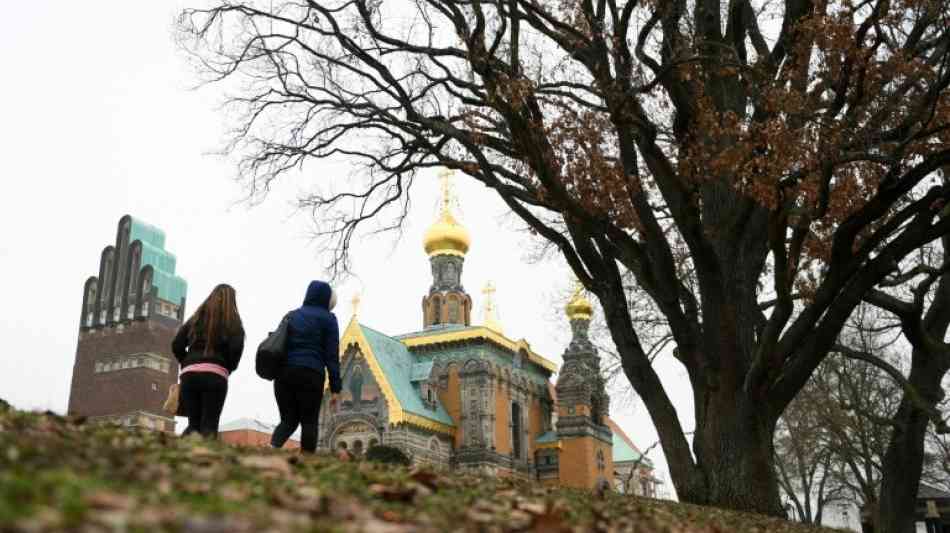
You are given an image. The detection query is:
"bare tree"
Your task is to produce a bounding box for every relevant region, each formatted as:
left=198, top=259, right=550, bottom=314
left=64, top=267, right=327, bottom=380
left=177, top=0, right=950, bottom=518
left=862, top=234, right=950, bottom=532
left=774, top=377, right=848, bottom=524
left=923, top=417, right=950, bottom=494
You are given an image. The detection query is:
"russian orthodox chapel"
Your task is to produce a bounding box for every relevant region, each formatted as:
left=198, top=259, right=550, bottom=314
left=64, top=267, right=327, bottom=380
left=317, top=171, right=657, bottom=494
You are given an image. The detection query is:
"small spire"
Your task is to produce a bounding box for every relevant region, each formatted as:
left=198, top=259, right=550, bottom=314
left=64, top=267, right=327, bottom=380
left=351, top=292, right=361, bottom=318
left=482, top=281, right=503, bottom=333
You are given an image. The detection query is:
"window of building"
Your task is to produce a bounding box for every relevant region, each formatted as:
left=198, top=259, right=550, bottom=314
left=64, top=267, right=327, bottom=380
left=369, top=438, right=379, bottom=448
left=151, top=383, right=158, bottom=392
left=353, top=440, right=363, bottom=455
left=596, top=450, right=605, bottom=471
left=95, top=362, right=103, bottom=373
left=338, top=441, right=348, bottom=450
left=431, top=296, right=442, bottom=325
left=511, top=402, right=522, bottom=460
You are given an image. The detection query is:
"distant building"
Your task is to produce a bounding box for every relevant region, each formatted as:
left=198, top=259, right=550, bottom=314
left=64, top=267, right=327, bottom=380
left=67, top=215, right=187, bottom=432
left=608, top=419, right=659, bottom=498
left=858, top=484, right=950, bottom=533
left=219, top=418, right=300, bottom=449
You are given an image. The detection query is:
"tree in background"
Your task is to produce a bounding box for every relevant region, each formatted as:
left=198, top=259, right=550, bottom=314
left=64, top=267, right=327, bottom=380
left=864, top=235, right=950, bottom=532
left=774, top=370, right=848, bottom=524
left=178, top=0, right=950, bottom=518
left=924, top=420, right=950, bottom=494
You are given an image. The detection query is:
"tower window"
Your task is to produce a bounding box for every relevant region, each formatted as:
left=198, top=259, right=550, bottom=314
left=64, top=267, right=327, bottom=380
left=511, top=402, right=522, bottom=460
left=431, top=296, right=442, bottom=325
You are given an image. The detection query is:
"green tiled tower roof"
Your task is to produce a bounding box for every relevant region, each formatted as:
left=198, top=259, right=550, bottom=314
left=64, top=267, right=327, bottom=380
left=130, top=218, right=187, bottom=305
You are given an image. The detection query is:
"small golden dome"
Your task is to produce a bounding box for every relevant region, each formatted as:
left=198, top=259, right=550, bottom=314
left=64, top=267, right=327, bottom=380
left=566, top=284, right=593, bottom=321
left=424, top=168, right=470, bottom=257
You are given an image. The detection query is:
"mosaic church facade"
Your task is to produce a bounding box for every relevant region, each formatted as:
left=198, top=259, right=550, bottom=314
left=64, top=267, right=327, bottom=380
left=317, top=173, right=658, bottom=494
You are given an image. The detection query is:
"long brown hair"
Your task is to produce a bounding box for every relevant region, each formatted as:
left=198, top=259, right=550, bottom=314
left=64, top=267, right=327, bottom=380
left=184, top=284, right=243, bottom=353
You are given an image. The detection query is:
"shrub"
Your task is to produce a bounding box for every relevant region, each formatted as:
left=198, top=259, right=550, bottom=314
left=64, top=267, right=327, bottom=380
left=364, top=444, right=411, bottom=466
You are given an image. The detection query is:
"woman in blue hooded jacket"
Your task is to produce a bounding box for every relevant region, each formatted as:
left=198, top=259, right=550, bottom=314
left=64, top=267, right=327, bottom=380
left=271, top=280, right=342, bottom=453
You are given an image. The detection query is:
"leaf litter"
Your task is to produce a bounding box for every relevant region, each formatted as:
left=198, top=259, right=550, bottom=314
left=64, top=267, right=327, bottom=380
left=0, top=408, right=838, bottom=532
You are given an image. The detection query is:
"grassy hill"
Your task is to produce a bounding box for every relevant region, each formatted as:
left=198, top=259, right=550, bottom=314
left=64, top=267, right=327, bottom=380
left=0, top=404, right=837, bottom=532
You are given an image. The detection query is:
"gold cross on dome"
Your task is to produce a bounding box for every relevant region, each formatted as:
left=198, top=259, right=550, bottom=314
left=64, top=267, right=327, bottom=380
left=482, top=281, right=503, bottom=333
left=438, top=168, right=455, bottom=216
left=571, top=278, right=585, bottom=298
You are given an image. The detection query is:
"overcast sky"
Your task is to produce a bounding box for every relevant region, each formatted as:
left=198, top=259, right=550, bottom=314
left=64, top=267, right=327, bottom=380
left=0, top=1, right=693, bottom=494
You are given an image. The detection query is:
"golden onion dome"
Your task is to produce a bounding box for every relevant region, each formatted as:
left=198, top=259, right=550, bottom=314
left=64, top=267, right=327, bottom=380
left=565, top=284, right=593, bottom=321
left=424, top=168, right=471, bottom=257
left=423, top=211, right=470, bottom=257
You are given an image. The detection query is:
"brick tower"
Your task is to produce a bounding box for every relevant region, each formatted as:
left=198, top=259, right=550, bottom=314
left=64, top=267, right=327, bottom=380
left=67, top=215, right=188, bottom=432
left=555, top=284, right=613, bottom=489
left=421, top=169, right=472, bottom=328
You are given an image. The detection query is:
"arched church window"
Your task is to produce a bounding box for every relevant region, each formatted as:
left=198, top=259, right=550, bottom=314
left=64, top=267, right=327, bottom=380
left=511, top=402, right=522, bottom=460
left=447, top=296, right=460, bottom=323
left=369, top=438, right=379, bottom=448
left=353, top=440, right=363, bottom=455
left=596, top=450, right=605, bottom=471
left=431, top=296, right=442, bottom=325
left=591, top=394, right=604, bottom=426
left=338, top=441, right=348, bottom=450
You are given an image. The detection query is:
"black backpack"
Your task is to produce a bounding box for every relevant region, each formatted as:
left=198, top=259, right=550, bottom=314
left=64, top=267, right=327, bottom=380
left=256, top=313, right=291, bottom=380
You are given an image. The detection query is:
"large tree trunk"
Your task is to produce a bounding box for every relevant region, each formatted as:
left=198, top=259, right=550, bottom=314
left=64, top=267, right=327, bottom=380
left=692, top=387, right=784, bottom=516
left=877, top=354, right=948, bottom=533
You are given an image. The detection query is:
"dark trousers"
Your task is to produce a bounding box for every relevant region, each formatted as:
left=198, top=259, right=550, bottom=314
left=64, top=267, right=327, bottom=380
left=180, top=372, right=228, bottom=438
left=271, top=366, right=324, bottom=453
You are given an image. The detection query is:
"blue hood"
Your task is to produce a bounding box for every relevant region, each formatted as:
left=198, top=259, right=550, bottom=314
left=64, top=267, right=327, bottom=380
left=303, top=280, right=333, bottom=309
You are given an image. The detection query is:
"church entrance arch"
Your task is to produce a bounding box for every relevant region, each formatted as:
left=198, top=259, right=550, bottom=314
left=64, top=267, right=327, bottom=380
left=327, top=415, right=381, bottom=456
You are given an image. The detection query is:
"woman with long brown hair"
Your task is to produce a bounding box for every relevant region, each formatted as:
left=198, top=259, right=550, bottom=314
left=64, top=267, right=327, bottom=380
left=172, top=283, right=245, bottom=437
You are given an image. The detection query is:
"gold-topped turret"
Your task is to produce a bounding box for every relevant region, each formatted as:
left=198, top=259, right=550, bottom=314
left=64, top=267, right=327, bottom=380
left=565, top=281, right=593, bottom=321
left=423, top=169, right=471, bottom=257
left=481, top=281, right=503, bottom=333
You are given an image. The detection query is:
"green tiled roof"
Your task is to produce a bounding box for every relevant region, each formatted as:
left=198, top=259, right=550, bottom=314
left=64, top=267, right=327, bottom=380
left=130, top=218, right=187, bottom=305
left=535, top=431, right=558, bottom=444
left=360, top=325, right=454, bottom=427
left=410, top=361, right=433, bottom=381
left=395, top=324, right=472, bottom=340
left=613, top=431, right=651, bottom=466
